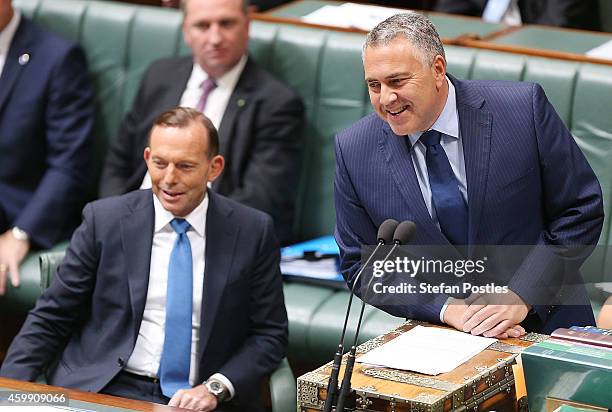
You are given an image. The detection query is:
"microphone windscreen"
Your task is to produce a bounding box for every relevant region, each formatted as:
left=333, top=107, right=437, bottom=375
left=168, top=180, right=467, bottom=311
left=377, top=219, right=399, bottom=244
left=393, top=221, right=417, bottom=245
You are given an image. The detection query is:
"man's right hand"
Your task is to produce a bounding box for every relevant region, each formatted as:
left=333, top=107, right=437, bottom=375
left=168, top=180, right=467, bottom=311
left=443, top=298, right=525, bottom=339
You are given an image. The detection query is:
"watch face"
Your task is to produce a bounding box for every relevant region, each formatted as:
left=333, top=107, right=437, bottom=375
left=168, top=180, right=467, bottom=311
left=209, top=381, right=223, bottom=393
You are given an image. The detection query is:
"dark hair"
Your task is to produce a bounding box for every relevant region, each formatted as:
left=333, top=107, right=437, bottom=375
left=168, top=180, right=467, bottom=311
left=364, top=12, right=445, bottom=67
left=150, top=107, right=219, bottom=158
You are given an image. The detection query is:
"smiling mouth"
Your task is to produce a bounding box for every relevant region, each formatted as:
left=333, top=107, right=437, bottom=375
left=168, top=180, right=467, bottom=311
left=386, top=106, right=408, bottom=116
left=162, top=189, right=184, bottom=200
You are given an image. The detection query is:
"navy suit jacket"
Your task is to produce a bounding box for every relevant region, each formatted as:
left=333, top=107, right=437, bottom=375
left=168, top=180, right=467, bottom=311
left=0, top=16, right=94, bottom=247
left=334, top=76, right=603, bottom=334
left=0, top=190, right=288, bottom=409
left=99, top=56, right=304, bottom=245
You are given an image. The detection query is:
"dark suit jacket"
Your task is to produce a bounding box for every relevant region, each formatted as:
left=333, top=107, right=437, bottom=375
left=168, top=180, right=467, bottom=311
left=99, top=56, right=304, bottom=245
left=0, top=17, right=94, bottom=247
left=435, top=0, right=601, bottom=30
left=0, top=190, right=288, bottom=409
left=334, top=76, right=603, bottom=334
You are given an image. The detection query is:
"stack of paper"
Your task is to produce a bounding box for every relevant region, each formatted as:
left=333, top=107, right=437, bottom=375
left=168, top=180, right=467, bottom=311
left=586, top=40, right=612, bottom=61
left=302, top=3, right=408, bottom=31
left=357, top=325, right=496, bottom=375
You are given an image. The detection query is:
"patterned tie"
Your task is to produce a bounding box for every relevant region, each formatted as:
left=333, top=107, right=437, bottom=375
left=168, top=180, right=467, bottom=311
left=159, top=218, right=193, bottom=397
left=420, top=130, right=468, bottom=246
left=195, top=78, right=217, bottom=113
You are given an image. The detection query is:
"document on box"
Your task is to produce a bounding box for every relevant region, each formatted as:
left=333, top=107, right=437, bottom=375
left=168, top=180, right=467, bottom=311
left=357, top=325, right=496, bottom=375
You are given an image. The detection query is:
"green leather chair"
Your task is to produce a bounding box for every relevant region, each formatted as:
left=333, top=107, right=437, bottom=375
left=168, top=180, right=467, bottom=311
left=38, top=251, right=297, bottom=412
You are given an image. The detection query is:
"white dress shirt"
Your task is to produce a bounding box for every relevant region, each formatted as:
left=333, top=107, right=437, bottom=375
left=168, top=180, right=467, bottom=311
left=125, top=192, right=234, bottom=397
left=0, top=11, right=21, bottom=78
left=140, top=55, right=247, bottom=190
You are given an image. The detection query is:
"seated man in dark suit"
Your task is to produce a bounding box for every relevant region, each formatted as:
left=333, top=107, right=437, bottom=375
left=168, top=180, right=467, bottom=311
left=0, top=0, right=94, bottom=294
left=1, top=107, right=288, bottom=412
left=100, top=0, right=304, bottom=245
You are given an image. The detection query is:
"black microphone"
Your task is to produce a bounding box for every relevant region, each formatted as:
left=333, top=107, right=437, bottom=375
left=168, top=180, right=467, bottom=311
left=322, top=219, right=398, bottom=412
left=334, top=221, right=417, bottom=412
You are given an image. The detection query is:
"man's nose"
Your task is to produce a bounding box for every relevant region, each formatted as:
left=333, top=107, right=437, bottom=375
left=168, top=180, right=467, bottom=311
left=163, top=164, right=178, bottom=185
left=208, top=24, right=223, bottom=45
left=380, top=85, right=397, bottom=106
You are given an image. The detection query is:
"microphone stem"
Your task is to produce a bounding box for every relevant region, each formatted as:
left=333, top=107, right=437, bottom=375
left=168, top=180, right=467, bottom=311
left=322, top=240, right=385, bottom=412
left=336, top=242, right=402, bottom=410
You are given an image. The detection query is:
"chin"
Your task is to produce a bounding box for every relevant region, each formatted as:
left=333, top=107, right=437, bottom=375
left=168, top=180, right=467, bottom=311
left=388, top=123, right=414, bottom=136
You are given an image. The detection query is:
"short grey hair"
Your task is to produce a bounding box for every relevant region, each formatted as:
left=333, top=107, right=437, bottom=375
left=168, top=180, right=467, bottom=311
left=364, top=12, right=445, bottom=67
left=180, top=0, right=249, bottom=14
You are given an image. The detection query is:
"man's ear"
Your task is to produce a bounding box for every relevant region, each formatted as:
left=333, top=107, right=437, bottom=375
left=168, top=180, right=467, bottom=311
left=144, top=147, right=151, bottom=162
left=207, top=155, right=225, bottom=183
left=432, top=55, right=447, bottom=87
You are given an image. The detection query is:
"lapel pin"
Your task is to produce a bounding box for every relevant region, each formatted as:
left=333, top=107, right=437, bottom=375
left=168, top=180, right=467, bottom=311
left=18, top=53, right=30, bottom=65
left=237, top=98, right=246, bottom=108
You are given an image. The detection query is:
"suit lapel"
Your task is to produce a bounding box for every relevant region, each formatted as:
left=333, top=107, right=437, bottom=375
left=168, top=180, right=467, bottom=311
left=452, top=76, right=491, bottom=250
left=0, top=18, right=32, bottom=114
left=198, top=191, right=238, bottom=355
left=164, top=57, right=192, bottom=108
left=120, top=191, right=155, bottom=344
left=213, top=58, right=254, bottom=191
left=380, top=122, right=450, bottom=245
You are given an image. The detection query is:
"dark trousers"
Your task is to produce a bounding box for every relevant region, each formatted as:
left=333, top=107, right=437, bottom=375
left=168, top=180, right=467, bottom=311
left=101, top=371, right=169, bottom=405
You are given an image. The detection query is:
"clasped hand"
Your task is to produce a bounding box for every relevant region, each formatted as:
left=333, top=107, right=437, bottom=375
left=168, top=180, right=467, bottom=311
left=444, top=289, right=530, bottom=339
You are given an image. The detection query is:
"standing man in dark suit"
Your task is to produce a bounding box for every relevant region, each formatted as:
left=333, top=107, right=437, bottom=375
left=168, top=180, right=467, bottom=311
left=0, top=0, right=94, bottom=294
left=334, top=12, right=603, bottom=337
left=100, top=0, right=304, bottom=245
left=434, top=0, right=600, bottom=31
left=1, top=108, right=288, bottom=412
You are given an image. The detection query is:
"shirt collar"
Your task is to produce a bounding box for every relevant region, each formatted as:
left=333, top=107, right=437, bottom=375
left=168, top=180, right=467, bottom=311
left=0, top=10, right=21, bottom=56
left=152, top=190, right=208, bottom=237
left=188, top=54, right=248, bottom=91
left=407, top=76, right=459, bottom=147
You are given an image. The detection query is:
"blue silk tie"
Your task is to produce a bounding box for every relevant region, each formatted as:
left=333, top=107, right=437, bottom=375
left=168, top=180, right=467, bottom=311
left=420, top=130, right=469, bottom=246
left=159, top=218, right=193, bottom=397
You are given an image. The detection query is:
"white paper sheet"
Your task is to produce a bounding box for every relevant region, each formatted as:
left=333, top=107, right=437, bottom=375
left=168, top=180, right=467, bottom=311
left=357, top=325, right=496, bottom=375
left=302, top=5, right=350, bottom=28
left=585, top=39, right=612, bottom=60
left=302, top=3, right=408, bottom=31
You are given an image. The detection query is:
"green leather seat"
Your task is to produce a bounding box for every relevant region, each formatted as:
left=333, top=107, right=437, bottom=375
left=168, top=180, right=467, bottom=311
left=38, top=251, right=297, bottom=412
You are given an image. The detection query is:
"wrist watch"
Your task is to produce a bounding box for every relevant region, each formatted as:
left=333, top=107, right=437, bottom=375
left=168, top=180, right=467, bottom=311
left=12, top=227, right=29, bottom=242
left=204, top=378, right=229, bottom=402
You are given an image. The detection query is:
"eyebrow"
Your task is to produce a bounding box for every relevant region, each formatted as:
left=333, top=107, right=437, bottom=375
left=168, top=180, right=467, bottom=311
left=365, top=72, right=411, bottom=82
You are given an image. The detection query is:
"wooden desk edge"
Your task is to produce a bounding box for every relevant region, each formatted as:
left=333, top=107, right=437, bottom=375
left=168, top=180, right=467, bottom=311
left=0, top=377, right=189, bottom=411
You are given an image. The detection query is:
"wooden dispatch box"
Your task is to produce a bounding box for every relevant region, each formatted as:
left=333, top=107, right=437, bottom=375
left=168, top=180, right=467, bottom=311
left=297, top=320, right=545, bottom=412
